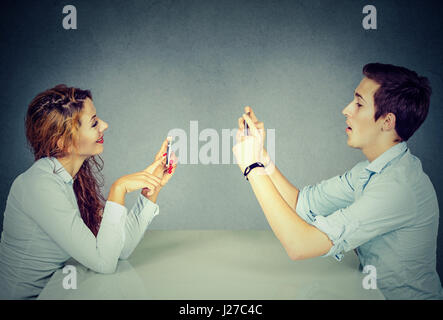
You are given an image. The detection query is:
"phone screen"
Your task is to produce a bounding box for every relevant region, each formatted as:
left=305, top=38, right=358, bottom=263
left=166, top=137, right=172, bottom=166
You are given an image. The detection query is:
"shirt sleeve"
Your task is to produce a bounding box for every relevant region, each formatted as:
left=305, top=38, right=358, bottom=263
left=296, top=166, right=358, bottom=221
left=306, top=177, right=417, bottom=259
left=23, top=175, right=127, bottom=274
left=119, top=193, right=159, bottom=260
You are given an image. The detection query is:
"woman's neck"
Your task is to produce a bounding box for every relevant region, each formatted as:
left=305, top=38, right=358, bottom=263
left=56, top=155, right=86, bottom=178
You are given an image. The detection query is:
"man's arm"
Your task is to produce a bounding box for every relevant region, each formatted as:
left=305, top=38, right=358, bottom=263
left=247, top=167, right=333, bottom=260
left=262, top=149, right=300, bottom=210
left=238, top=107, right=300, bottom=210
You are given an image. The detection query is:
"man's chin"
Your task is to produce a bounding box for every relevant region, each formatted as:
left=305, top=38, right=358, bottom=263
left=346, top=138, right=357, bottom=149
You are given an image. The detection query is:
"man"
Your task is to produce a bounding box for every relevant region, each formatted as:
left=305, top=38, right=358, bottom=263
left=232, top=63, right=443, bottom=299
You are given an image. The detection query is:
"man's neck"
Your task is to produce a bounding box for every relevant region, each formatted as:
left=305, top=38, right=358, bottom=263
left=362, top=140, right=400, bottom=162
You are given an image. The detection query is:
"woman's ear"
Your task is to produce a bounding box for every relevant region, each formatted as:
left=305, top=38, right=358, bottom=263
left=57, top=137, right=64, bottom=151
left=57, top=137, right=73, bottom=154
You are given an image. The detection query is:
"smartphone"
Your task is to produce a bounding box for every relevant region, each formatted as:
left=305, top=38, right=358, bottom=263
left=244, top=112, right=250, bottom=136
left=166, top=136, right=172, bottom=166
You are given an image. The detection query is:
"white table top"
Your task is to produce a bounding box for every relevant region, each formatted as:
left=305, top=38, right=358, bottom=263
left=38, top=230, right=385, bottom=300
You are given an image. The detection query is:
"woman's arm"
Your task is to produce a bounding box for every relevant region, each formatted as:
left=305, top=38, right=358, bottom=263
left=118, top=140, right=178, bottom=260
left=119, top=191, right=160, bottom=260
left=25, top=176, right=128, bottom=274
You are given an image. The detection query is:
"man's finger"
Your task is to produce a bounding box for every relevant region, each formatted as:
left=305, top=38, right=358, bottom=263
left=235, top=128, right=244, bottom=144
left=245, top=106, right=258, bottom=122
left=238, top=117, right=244, bottom=130
left=242, top=113, right=259, bottom=136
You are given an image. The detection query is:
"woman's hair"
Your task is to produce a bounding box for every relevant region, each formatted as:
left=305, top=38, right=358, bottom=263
left=25, top=84, right=104, bottom=236
left=362, top=63, right=432, bottom=141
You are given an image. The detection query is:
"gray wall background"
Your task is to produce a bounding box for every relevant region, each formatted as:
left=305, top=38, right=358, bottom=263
left=1, top=0, right=443, bottom=280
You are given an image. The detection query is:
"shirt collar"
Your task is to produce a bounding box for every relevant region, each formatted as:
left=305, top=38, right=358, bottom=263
left=365, top=142, right=408, bottom=174
left=49, top=157, right=74, bottom=185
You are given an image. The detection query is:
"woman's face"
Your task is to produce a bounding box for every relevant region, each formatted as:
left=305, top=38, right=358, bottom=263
left=73, top=98, right=108, bottom=158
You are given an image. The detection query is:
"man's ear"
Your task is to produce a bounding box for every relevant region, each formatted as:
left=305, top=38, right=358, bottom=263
left=382, top=112, right=396, bottom=131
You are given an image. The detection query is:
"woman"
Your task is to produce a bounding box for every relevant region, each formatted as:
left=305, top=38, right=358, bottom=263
left=0, top=85, right=177, bottom=299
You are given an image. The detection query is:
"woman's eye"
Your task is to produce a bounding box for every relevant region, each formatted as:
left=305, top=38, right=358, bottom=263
left=92, top=120, right=98, bottom=128
left=356, top=102, right=362, bottom=107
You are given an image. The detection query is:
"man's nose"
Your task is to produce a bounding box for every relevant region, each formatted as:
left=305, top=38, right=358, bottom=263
left=342, top=102, right=352, bottom=117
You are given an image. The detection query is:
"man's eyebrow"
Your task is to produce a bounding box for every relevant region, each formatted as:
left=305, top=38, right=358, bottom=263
left=89, top=115, right=97, bottom=123
left=354, top=91, right=367, bottom=103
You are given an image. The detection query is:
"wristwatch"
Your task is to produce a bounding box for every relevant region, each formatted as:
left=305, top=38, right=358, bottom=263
left=244, top=162, right=265, bottom=181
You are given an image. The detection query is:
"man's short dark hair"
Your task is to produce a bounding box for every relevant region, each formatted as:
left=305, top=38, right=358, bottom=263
left=362, top=63, right=432, bottom=141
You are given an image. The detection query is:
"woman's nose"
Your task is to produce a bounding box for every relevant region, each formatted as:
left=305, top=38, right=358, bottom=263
left=101, top=120, right=109, bottom=131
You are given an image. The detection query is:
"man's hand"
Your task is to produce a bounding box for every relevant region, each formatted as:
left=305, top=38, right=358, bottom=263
left=237, top=106, right=271, bottom=167
left=233, top=111, right=266, bottom=173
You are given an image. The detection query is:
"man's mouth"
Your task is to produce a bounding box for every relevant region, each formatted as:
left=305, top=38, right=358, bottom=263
left=346, top=121, right=352, bottom=132
left=96, top=136, right=104, bottom=144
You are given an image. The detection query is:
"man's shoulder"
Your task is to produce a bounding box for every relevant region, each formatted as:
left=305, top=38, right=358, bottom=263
left=381, top=150, right=426, bottom=183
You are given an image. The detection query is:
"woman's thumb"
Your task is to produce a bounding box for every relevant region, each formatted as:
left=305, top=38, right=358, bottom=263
left=145, top=157, right=164, bottom=174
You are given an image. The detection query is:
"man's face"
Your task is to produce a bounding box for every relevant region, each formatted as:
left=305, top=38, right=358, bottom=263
left=342, top=77, right=384, bottom=151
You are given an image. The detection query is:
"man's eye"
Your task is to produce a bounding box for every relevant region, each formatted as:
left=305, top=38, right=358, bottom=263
left=356, top=102, right=362, bottom=107
left=92, top=120, right=98, bottom=127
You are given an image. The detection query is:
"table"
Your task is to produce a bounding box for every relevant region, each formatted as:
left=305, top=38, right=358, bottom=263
left=38, top=230, right=385, bottom=300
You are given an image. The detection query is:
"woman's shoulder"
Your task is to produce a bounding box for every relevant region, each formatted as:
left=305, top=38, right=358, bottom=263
left=13, top=157, right=64, bottom=191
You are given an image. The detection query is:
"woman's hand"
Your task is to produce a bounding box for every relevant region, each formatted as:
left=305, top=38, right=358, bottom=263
left=117, top=166, right=163, bottom=196
left=141, top=138, right=178, bottom=199
left=108, top=167, right=162, bottom=206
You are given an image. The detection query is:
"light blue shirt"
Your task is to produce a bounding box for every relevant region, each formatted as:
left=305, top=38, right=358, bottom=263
left=296, top=142, right=443, bottom=299
left=0, top=157, right=159, bottom=299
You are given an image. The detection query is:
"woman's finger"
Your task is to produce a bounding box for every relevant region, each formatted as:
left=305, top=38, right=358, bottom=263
left=155, top=137, right=170, bottom=159
left=148, top=174, right=162, bottom=185
left=145, top=157, right=164, bottom=174
left=142, top=181, right=157, bottom=192
left=141, top=172, right=162, bottom=185
left=169, top=151, right=178, bottom=165
left=160, top=137, right=169, bottom=153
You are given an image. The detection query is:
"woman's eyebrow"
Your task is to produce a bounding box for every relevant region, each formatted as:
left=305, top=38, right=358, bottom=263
left=89, top=115, right=96, bottom=123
